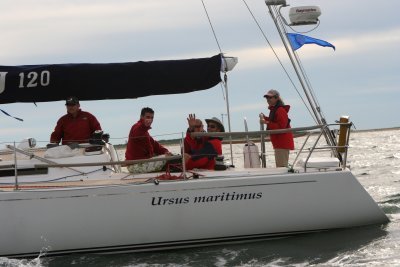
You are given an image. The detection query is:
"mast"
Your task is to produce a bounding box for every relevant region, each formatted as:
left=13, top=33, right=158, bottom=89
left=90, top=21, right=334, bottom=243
left=265, top=0, right=341, bottom=160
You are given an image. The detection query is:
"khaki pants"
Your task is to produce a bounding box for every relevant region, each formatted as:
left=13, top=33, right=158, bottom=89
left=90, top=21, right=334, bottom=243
left=127, top=158, right=165, bottom=174
left=274, top=149, right=289, bottom=167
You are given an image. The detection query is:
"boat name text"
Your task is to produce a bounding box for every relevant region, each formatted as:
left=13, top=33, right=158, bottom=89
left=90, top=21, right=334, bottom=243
left=151, top=191, right=263, bottom=206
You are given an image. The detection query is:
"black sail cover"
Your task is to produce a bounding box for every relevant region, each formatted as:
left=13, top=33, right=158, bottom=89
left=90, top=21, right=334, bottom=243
left=0, top=54, right=222, bottom=104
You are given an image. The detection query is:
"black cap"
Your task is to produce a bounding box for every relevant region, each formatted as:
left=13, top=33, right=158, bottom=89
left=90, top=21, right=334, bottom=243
left=66, top=96, right=79, bottom=105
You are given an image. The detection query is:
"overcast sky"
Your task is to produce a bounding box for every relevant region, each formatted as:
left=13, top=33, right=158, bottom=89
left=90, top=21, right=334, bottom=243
left=0, top=0, right=399, bottom=147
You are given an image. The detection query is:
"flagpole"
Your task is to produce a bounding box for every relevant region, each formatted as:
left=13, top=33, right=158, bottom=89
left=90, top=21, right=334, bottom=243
left=266, top=3, right=341, bottom=160
left=267, top=5, right=321, bottom=124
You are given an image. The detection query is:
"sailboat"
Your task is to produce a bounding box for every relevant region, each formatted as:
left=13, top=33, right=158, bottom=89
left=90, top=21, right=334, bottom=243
left=0, top=0, right=388, bottom=258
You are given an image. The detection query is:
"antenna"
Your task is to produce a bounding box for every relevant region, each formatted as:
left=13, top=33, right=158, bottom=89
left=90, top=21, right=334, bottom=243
left=288, top=6, right=321, bottom=26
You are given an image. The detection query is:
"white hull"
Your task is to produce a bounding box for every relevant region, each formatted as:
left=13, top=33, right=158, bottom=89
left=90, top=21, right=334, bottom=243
left=0, top=168, right=388, bottom=257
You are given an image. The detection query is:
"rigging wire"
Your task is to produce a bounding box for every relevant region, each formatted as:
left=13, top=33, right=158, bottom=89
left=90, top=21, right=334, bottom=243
left=201, top=0, right=223, bottom=55
left=200, top=0, right=227, bottom=100
left=293, top=51, right=326, bottom=120
left=241, top=0, right=316, bottom=123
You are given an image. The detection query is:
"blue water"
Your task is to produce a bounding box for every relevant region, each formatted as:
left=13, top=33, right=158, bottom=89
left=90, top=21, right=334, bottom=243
left=1, top=129, right=399, bottom=266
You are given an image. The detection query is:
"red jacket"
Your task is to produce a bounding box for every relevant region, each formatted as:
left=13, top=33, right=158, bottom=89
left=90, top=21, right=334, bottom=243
left=184, top=129, right=206, bottom=154
left=50, top=110, right=101, bottom=145
left=265, top=104, right=294, bottom=150
left=125, top=119, right=169, bottom=160
left=185, top=137, right=222, bottom=170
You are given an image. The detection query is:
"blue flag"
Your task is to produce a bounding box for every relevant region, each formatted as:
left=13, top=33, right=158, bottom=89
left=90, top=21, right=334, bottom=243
left=287, top=33, right=335, bottom=51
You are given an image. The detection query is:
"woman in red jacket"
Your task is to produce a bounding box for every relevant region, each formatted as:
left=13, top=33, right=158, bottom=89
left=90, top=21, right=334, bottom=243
left=262, top=89, right=294, bottom=167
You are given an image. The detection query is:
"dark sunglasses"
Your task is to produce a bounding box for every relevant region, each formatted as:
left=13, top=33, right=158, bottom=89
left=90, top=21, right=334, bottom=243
left=207, top=124, right=217, bottom=129
left=265, top=95, right=276, bottom=99
left=65, top=103, right=77, bottom=106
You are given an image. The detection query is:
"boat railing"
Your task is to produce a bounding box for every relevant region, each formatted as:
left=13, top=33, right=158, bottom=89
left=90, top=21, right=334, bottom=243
left=31, top=155, right=183, bottom=169
left=1, top=144, right=183, bottom=190
left=191, top=125, right=323, bottom=138
left=0, top=144, right=182, bottom=170
left=192, top=121, right=352, bottom=171
left=1, top=122, right=352, bottom=190
left=290, top=122, right=352, bottom=172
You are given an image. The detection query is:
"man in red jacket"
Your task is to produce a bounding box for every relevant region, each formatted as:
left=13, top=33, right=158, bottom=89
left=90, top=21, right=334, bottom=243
left=184, top=116, right=223, bottom=170
left=50, top=96, right=102, bottom=145
left=261, top=89, right=294, bottom=167
left=125, top=107, right=171, bottom=173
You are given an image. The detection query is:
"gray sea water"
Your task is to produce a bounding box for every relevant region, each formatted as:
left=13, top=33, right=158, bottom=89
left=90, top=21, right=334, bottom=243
left=1, top=129, right=399, bottom=267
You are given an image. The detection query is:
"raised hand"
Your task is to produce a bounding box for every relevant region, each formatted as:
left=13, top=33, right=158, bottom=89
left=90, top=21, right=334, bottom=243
left=187, top=113, right=197, bottom=128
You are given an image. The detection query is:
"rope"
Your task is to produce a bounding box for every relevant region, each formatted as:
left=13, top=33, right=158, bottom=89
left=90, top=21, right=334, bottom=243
left=0, top=108, right=23, bottom=121
left=201, top=0, right=223, bottom=54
